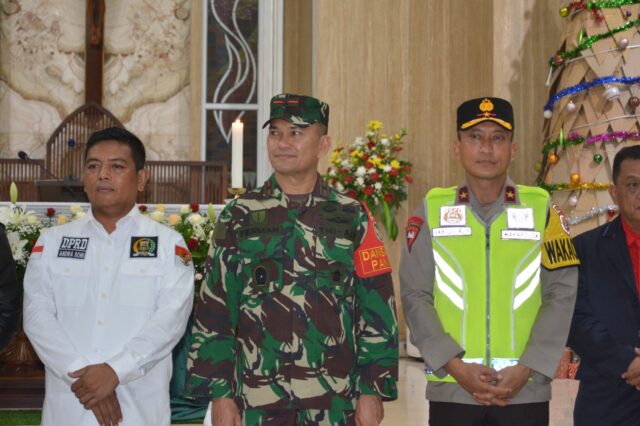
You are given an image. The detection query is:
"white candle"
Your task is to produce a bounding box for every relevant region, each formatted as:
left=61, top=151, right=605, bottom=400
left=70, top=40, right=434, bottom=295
left=231, top=119, right=244, bottom=188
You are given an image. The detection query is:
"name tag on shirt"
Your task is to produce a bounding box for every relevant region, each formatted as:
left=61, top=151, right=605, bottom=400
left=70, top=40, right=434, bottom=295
left=57, top=237, right=89, bottom=259
left=432, top=227, right=472, bottom=237
left=501, top=230, right=540, bottom=241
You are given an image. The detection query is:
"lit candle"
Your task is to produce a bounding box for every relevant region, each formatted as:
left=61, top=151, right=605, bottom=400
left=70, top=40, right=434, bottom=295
left=231, top=119, right=244, bottom=188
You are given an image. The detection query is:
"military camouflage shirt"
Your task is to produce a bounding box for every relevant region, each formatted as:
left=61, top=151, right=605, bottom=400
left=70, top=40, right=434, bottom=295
left=185, top=174, right=398, bottom=411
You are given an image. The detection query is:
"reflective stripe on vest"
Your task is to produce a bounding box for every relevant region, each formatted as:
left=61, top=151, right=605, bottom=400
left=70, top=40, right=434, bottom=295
left=425, top=185, right=549, bottom=383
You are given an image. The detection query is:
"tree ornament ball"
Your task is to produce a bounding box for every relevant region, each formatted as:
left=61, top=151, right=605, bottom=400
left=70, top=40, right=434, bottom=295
left=559, top=7, right=569, bottom=17
left=544, top=109, right=553, bottom=119
left=534, top=161, right=542, bottom=172
left=618, top=38, right=629, bottom=49
left=566, top=100, right=576, bottom=112
left=604, top=85, right=621, bottom=101
left=570, top=173, right=581, bottom=185
left=568, top=195, right=579, bottom=207
left=593, top=153, right=603, bottom=164
left=630, top=96, right=640, bottom=109
left=548, top=153, right=559, bottom=164
left=553, top=54, right=564, bottom=67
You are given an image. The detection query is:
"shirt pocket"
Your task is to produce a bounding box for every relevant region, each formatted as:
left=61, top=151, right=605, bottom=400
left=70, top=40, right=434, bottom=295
left=315, top=236, right=355, bottom=299
left=117, top=260, right=162, bottom=308
left=49, top=262, right=89, bottom=307
left=239, top=238, right=284, bottom=299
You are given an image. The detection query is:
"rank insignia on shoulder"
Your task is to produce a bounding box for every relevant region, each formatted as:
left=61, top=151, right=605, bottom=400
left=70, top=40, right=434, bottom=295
left=405, top=215, right=424, bottom=253
left=57, top=237, right=89, bottom=260
left=457, top=186, right=470, bottom=203
left=504, top=185, right=518, bottom=203
left=130, top=236, right=158, bottom=258
left=175, top=245, right=193, bottom=266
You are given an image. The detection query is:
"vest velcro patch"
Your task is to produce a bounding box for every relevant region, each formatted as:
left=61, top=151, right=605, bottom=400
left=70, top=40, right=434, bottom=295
left=130, top=236, right=158, bottom=258
left=541, top=205, right=580, bottom=269
left=57, top=237, right=89, bottom=259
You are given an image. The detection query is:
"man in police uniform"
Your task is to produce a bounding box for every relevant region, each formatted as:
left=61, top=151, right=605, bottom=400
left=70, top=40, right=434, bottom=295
left=23, top=127, right=194, bottom=425
left=400, top=97, right=579, bottom=425
left=186, top=94, right=398, bottom=426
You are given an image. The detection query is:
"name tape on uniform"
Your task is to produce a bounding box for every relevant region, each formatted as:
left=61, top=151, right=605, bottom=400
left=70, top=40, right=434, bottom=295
left=501, top=230, right=541, bottom=241
left=57, top=237, right=89, bottom=259
left=432, top=227, right=472, bottom=237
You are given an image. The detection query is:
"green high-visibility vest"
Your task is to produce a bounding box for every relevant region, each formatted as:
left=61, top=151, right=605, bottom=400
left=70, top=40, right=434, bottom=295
left=425, top=185, right=549, bottom=382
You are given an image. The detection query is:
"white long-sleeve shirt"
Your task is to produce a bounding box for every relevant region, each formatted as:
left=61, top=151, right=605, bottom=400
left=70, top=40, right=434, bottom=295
left=23, top=207, right=194, bottom=425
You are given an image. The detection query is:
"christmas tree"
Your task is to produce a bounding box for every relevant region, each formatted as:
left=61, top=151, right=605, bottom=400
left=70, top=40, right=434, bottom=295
left=538, top=0, right=640, bottom=235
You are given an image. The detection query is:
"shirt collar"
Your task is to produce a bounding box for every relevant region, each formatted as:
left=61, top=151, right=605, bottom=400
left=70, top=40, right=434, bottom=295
left=621, top=216, right=640, bottom=247
left=260, top=173, right=331, bottom=202
left=85, top=204, right=140, bottom=235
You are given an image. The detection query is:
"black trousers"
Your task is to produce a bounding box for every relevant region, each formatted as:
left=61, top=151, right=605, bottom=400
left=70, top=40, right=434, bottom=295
left=429, top=401, right=549, bottom=426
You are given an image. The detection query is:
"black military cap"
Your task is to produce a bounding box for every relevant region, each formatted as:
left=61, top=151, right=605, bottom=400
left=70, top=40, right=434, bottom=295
left=457, top=97, right=514, bottom=131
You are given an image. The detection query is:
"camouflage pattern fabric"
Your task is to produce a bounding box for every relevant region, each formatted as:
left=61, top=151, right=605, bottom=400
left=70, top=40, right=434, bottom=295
left=242, top=408, right=355, bottom=426
left=185, top=174, right=398, bottom=411
left=262, top=93, right=330, bottom=128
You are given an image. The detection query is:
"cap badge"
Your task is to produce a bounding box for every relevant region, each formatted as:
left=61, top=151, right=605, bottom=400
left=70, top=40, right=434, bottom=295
left=479, top=98, right=496, bottom=118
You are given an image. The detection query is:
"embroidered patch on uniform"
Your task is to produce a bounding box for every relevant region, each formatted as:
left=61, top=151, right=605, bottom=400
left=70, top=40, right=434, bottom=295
left=506, top=208, right=534, bottom=230
left=175, top=245, right=193, bottom=266
left=504, top=185, right=518, bottom=203
left=405, top=215, right=424, bottom=253
left=552, top=203, right=570, bottom=234
left=213, top=222, right=227, bottom=240
left=130, top=236, right=158, bottom=258
left=57, top=237, right=89, bottom=259
left=30, top=244, right=44, bottom=259
left=440, top=206, right=466, bottom=226
left=250, top=210, right=267, bottom=225
left=354, top=202, right=392, bottom=278
left=457, top=186, right=470, bottom=203
left=541, top=204, right=580, bottom=269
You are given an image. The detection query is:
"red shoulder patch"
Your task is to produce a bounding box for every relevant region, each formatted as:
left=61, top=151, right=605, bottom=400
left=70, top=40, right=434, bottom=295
left=175, top=245, right=193, bottom=266
left=31, top=245, right=44, bottom=253
left=405, top=215, right=424, bottom=253
left=354, top=202, right=392, bottom=278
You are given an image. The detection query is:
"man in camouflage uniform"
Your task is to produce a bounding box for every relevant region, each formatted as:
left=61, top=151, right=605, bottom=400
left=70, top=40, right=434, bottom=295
left=186, top=94, right=399, bottom=426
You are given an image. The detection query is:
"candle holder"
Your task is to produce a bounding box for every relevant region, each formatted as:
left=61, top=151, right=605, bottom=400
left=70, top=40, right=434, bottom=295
left=228, top=187, right=246, bottom=199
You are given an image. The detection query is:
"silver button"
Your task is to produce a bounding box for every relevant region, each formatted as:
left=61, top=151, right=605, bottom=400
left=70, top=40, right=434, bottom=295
left=97, top=320, right=103, bottom=326
left=64, top=268, right=70, bottom=273
left=101, top=293, right=107, bottom=299
left=104, top=266, right=109, bottom=272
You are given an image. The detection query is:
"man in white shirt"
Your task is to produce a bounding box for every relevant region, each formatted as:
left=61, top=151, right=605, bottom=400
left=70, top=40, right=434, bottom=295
left=23, top=127, right=194, bottom=426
